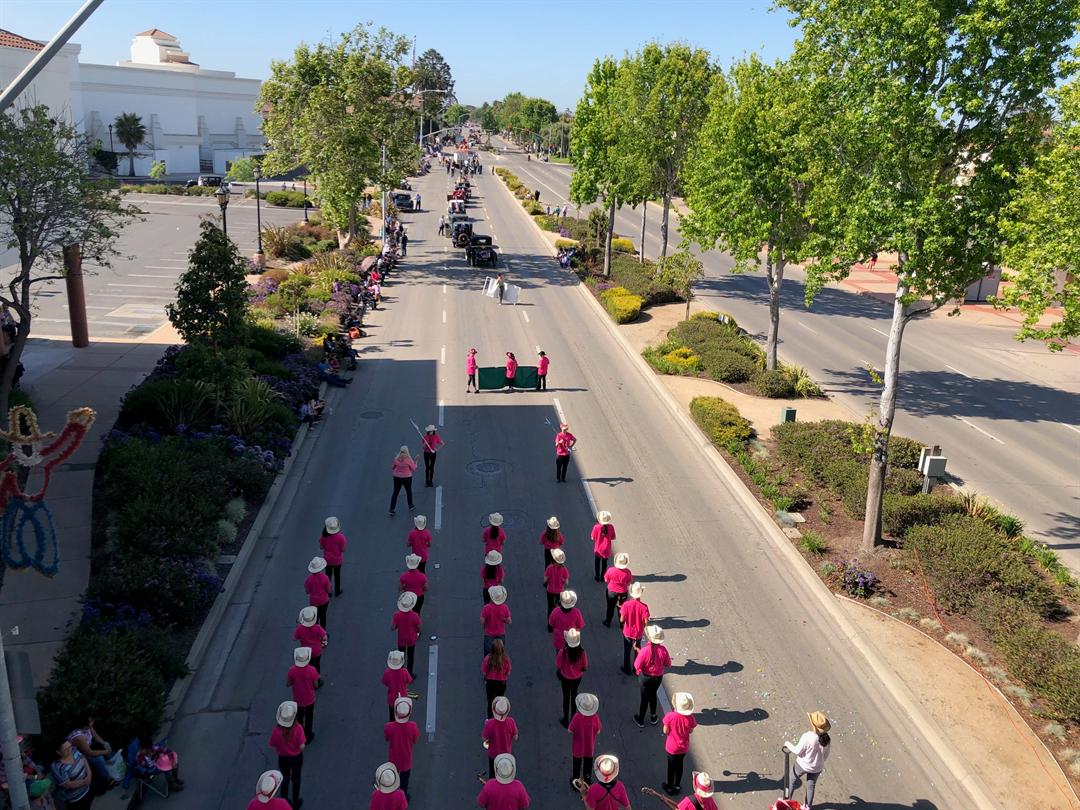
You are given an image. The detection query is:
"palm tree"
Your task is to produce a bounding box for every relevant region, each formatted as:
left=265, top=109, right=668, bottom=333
left=113, top=113, right=147, bottom=177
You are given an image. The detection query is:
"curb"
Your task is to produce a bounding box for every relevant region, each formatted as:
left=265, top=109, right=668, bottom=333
left=489, top=169, right=1001, bottom=810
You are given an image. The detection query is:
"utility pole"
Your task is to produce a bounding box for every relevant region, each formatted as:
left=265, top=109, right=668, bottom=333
left=0, top=629, right=28, bottom=810
left=380, top=142, right=387, bottom=243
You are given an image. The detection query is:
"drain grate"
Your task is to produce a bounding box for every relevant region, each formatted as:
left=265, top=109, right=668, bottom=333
left=360, top=410, right=384, bottom=419
left=467, top=459, right=506, bottom=476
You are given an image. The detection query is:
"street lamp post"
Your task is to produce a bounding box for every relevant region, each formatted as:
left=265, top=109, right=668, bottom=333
left=303, top=176, right=308, bottom=223
left=215, top=186, right=229, bottom=235
left=253, top=164, right=264, bottom=264
left=107, top=123, right=113, bottom=152
left=417, top=89, right=449, bottom=146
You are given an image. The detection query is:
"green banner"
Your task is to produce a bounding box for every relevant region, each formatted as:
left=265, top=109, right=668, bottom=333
left=478, top=366, right=538, bottom=390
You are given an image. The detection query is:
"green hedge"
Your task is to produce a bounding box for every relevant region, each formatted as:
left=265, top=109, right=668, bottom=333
left=691, top=396, right=753, bottom=447
left=611, top=237, right=635, bottom=253
left=265, top=190, right=309, bottom=207
left=698, top=346, right=758, bottom=383
left=882, top=493, right=967, bottom=538
left=753, top=369, right=798, bottom=398
left=609, top=254, right=679, bottom=306
left=599, top=286, right=643, bottom=323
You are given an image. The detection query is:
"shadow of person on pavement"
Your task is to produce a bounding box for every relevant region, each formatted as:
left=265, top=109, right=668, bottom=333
left=814, top=798, right=942, bottom=810
left=667, top=658, right=742, bottom=676
left=653, top=616, right=710, bottom=630
left=717, top=769, right=784, bottom=794
left=695, top=706, right=769, bottom=726
left=583, top=476, right=633, bottom=486
left=633, top=572, right=687, bottom=583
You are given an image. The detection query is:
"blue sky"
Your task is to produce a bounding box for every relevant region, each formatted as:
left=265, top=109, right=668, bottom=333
left=1, top=0, right=800, bottom=110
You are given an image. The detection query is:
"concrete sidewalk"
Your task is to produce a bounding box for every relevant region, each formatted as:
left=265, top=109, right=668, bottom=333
left=0, top=324, right=179, bottom=688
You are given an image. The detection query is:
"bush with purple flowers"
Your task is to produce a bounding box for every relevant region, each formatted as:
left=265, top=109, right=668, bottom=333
left=838, top=559, right=878, bottom=598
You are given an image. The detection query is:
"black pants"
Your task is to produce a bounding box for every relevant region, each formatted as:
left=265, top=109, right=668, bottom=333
left=666, top=752, right=686, bottom=791
left=415, top=594, right=425, bottom=614
left=622, top=635, right=638, bottom=675
left=389, top=476, right=414, bottom=511
left=546, top=591, right=558, bottom=616
left=555, top=454, right=570, bottom=482
left=637, top=675, right=662, bottom=722
left=558, top=673, right=581, bottom=723
left=327, top=564, right=342, bottom=595
left=604, top=590, right=625, bottom=625
left=424, top=452, right=437, bottom=485
left=312, top=655, right=322, bottom=674
left=66, top=793, right=93, bottom=810
left=485, top=678, right=506, bottom=718
left=535, top=373, right=547, bottom=391
left=278, top=752, right=303, bottom=807
left=504, top=375, right=515, bottom=389
left=467, top=372, right=476, bottom=390
left=418, top=559, right=427, bottom=573
left=594, top=555, right=608, bottom=582
left=398, top=644, right=416, bottom=677
left=572, top=755, right=593, bottom=783
left=487, top=757, right=498, bottom=779
left=400, top=768, right=411, bottom=799
left=316, top=602, right=328, bottom=629
left=298, top=703, right=314, bottom=741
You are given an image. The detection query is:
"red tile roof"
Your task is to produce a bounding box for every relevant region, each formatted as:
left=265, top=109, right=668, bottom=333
left=0, top=29, right=43, bottom=52
left=135, top=28, right=176, bottom=39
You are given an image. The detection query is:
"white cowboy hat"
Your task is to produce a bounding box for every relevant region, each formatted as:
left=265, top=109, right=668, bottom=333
left=575, top=692, right=599, bottom=717
left=375, top=762, right=400, bottom=793
left=414, top=514, right=427, bottom=530
left=308, top=556, right=327, bottom=574
left=425, top=424, right=436, bottom=433
left=275, top=701, right=297, bottom=728
left=398, top=445, right=409, bottom=453
left=594, top=754, right=619, bottom=784
left=693, top=771, right=715, bottom=798
left=613, top=552, right=630, bottom=570
left=493, top=753, right=516, bottom=784
left=629, top=581, right=644, bottom=599
left=550, top=548, right=566, bottom=565
left=559, top=422, right=569, bottom=430
left=674, top=691, right=695, bottom=716
left=597, top=510, right=612, bottom=525
left=298, top=606, right=317, bottom=627
left=546, top=516, right=560, bottom=530
left=387, top=650, right=405, bottom=670
left=405, top=554, right=422, bottom=570
left=397, top=591, right=417, bottom=612
left=488, top=512, right=504, bottom=527
left=644, top=625, right=665, bottom=644
left=293, top=647, right=312, bottom=667
left=324, top=516, right=341, bottom=534
left=394, top=696, right=413, bottom=722
left=488, top=585, right=507, bottom=605
left=564, top=628, right=581, bottom=648
left=484, top=550, right=503, bottom=566
left=255, top=770, right=283, bottom=803
left=491, top=696, right=511, bottom=718
left=559, top=590, right=577, bottom=609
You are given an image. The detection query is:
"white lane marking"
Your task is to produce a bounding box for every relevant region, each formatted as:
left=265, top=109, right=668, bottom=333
left=944, top=364, right=970, bottom=378
left=79, top=293, right=173, bottom=300
left=796, top=320, right=818, bottom=334
left=36, top=318, right=159, bottom=327
left=426, top=644, right=439, bottom=739
left=442, top=284, right=447, bottom=295
left=442, top=310, right=447, bottom=324
left=438, top=400, right=445, bottom=427
left=1063, top=424, right=1080, bottom=435
left=440, top=346, right=446, bottom=365
left=658, top=687, right=673, bottom=717
left=129, top=273, right=176, bottom=278
left=956, top=416, right=1005, bottom=444
left=553, top=397, right=567, bottom=424
left=434, top=486, right=443, bottom=530
left=871, top=327, right=888, bottom=337
left=521, top=311, right=530, bottom=323
left=580, top=479, right=598, bottom=517
left=107, top=283, right=173, bottom=289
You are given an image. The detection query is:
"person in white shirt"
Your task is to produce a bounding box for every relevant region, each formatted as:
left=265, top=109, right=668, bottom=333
left=783, top=711, right=831, bottom=809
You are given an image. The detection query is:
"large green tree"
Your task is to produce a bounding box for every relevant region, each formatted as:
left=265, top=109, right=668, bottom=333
left=258, top=24, right=418, bottom=247
left=786, top=0, right=1078, bottom=551
left=414, top=48, right=455, bottom=137
left=113, top=112, right=146, bottom=177
left=684, top=57, right=815, bottom=371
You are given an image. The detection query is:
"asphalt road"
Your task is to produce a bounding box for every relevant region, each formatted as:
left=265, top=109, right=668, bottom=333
left=491, top=137, right=1080, bottom=571
left=144, top=161, right=972, bottom=809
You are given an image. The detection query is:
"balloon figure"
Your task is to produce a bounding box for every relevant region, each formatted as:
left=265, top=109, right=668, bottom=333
left=0, top=406, right=95, bottom=577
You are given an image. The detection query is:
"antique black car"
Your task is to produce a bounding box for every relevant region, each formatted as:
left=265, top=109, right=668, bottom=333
left=466, top=235, right=498, bottom=267
left=451, top=221, right=474, bottom=247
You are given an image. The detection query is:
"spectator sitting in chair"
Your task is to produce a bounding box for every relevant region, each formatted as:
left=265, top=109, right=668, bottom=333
left=65, top=717, right=114, bottom=785
left=135, top=740, right=184, bottom=792
left=316, top=360, right=351, bottom=388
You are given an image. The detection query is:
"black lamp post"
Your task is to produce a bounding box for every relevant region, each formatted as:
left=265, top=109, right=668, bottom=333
left=107, top=123, right=113, bottom=152
left=254, top=164, right=264, bottom=261
left=303, top=176, right=309, bottom=222
left=215, top=185, right=229, bottom=235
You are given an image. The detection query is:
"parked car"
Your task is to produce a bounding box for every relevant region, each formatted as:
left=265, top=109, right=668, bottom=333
left=466, top=235, right=498, bottom=267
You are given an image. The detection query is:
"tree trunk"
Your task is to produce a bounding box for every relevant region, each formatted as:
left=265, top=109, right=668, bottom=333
left=128, top=149, right=135, bottom=177
left=639, top=204, right=647, bottom=265
left=603, top=198, right=615, bottom=279
left=861, top=271, right=912, bottom=552
left=660, top=193, right=671, bottom=259
left=765, top=250, right=785, bottom=371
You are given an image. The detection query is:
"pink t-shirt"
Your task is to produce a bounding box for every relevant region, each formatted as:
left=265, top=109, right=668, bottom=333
left=369, top=789, right=408, bottom=810
left=505, top=357, right=518, bottom=376
left=269, top=723, right=305, bottom=757
left=400, top=570, right=428, bottom=596
left=663, top=711, right=697, bottom=754
left=481, top=563, right=505, bottom=588
left=555, top=431, right=575, bottom=456
left=548, top=606, right=585, bottom=649
left=482, top=716, right=518, bottom=757
left=677, top=798, right=717, bottom=810
left=381, top=666, right=413, bottom=706
left=635, top=642, right=671, bottom=677
left=293, top=623, right=327, bottom=657
left=392, top=610, right=421, bottom=646
left=603, top=567, right=632, bottom=594
left=408, top=528, right=432, bottom=560
left=591, top=524, right=615, bottom=558
left=539, top=529, right=565, bottom=550
left=422, top=433, right=444, bottom=453
left=568, top=712, right=601, bottom=757
left=544, top=563, right=569, bottom=594
left=467, top=354, right=478, bottom=373
left=477, top=779, right=531, bottom=809
left=319, top=532, right=347, bottom=565
left=392, top=456, right=417, bottom=477
left=481, top=603, right=511, bottom=636
left=287, top=664, right=320, bottom=707
left=483, top=527, right=506, bottom=554
left=538, top=356, right=549, bottom=374
left=481, top=653, right=512, bottom=681
left=384, top=721, right=420, bottom=771
left=556, top=646, right=588, bottom=680
left=249, top=799, right=291, bottom=810
left=619, top=598, right=650, bottom=640
left=586, top=781, right=631, bottom=810
left=305, top=571, right=331, bottom=606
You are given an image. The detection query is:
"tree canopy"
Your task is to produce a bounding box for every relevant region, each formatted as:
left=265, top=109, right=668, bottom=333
left=414, top=48, right=455, bottom=136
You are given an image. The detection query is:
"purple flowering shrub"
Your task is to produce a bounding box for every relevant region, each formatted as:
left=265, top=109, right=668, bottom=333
left=838, top=559, right=878, bottom=598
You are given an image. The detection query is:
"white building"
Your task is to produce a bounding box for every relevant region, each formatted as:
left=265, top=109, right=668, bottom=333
left=0, top=27, right=264, bottom=176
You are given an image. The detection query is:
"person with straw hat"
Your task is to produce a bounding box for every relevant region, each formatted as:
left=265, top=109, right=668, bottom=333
left=304, top=556, right=332, bottom=628
left=381, top=650, right=415, bottom=723
left=391, top=592, right=422, bottom=677
left=602, top=553, right=632, bottom=628
left=782, top=711, right=832, bottom=809
left=318, top=516, right=347, bottom=596
left=293, top=606, right=328, bottom=688
left=549, top=589, right=585, bottom=650
left=477, top=753, right=530, bottom=808
left=539, top=516, right=565, bottom=568
left=568, top=692, right=601, bottom=790
left=480, top=585, right=512, bottom=655
left=466, top=348, right=480, bottom=393
left=661, top=692, right=697, bottom=795
left=407, top=515, right=432, bottom=573
left=400, top=554, right=429, bottom=614
left=421, top=425, right=444, bottom=487
left=285, top=648, right=320, bottom=744
left=619, top=582, right=650, bottom=676
left=544, top=548, right=570, bottom=617
left=246, top=769, right=290, bottom=810
left=591, top=511, right=616, bottom=582
left=584, top=754, right=631, bottom=809
left=676, top=771, right=718, bottom=810
left=554, top=422, right=576, bottom=482
left=481, top=638, right=512, bottom=717
left=633, top=625, right=670, bottom=728
left=388, top=446, right=420, bottom=516
left=483, top=512, right=507, bottom=554
left=481, top=696, right=519, bottom=779
left=385, top=697, right=420, bottom=801
left=268, top=702, right=305, bottom=809
left=535, top=349, right=550, bottom=391
left=481, top=550, right=505, bottom=604
left=369, top=762, right=407, bottom=810
left=556, top=628, right=589, bottom=728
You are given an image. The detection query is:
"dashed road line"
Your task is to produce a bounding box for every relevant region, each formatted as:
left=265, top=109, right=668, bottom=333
left=442, top=310, right=447, bottom=324
left=580, top=479, right=598, bottom=517
left=871, top=327, right=889, bottom=337
left=796, top=321, right=818, bottom=334
left=438, top=400, right=445, bottom=427
left=944, top=364, right=970, bottom=378
left=107, top=283, right=172, bottom=289
left=956, top=416, right=1005, bottom=444
left=553, top=397, right=567, bottom=425
left=426, top=644, right=439, bottom=739
left=129, top=273, right=176, bottom=278
left=434, top=486, right=443, bottom=530
left=1063, top=424, right=1080, bottom=435
left=521, top=311, right=530, bottom=323
left=440, top=345, right=446, bottom=365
